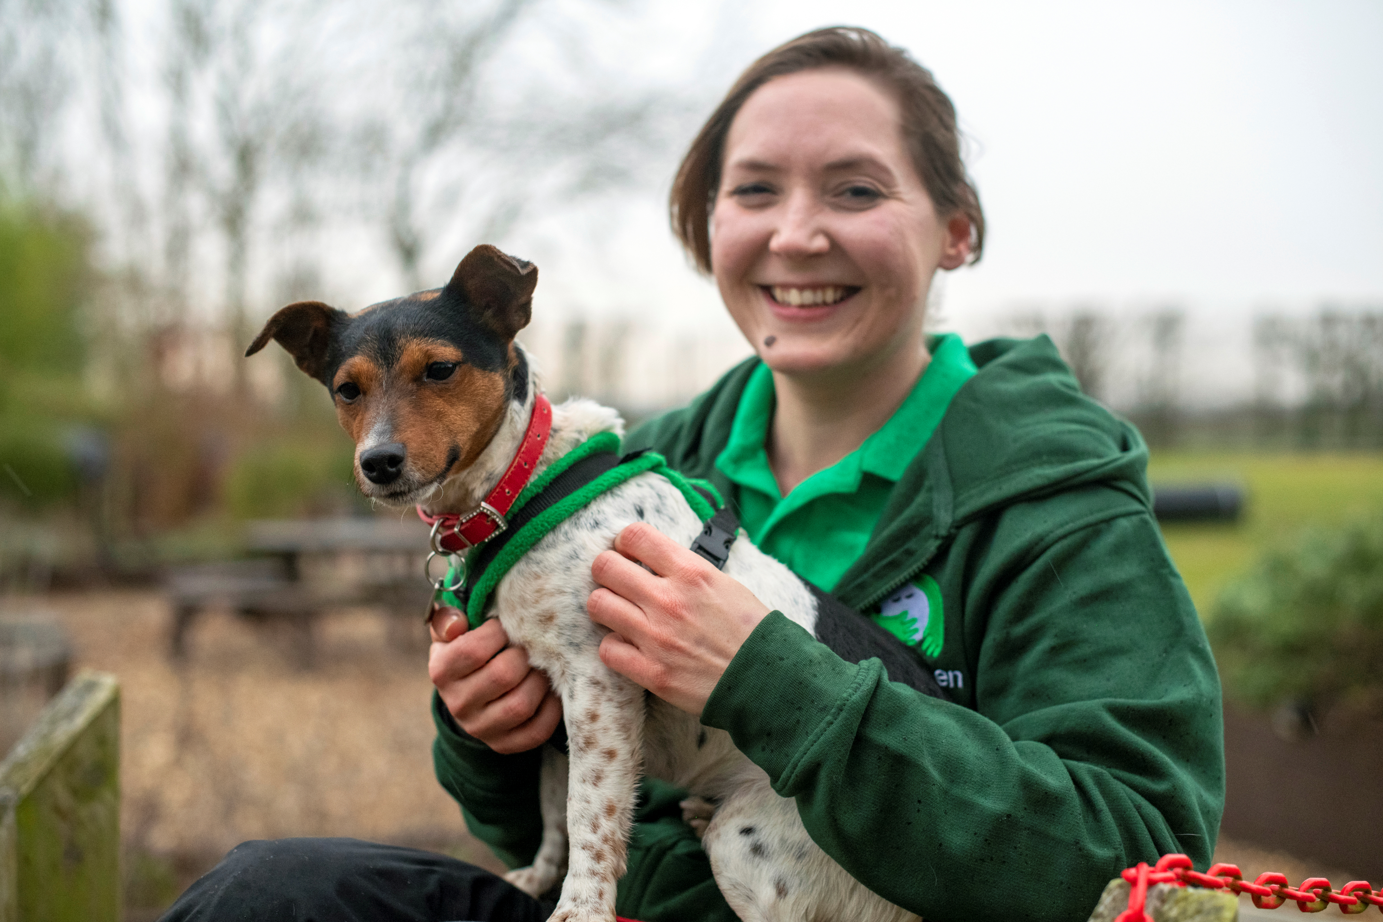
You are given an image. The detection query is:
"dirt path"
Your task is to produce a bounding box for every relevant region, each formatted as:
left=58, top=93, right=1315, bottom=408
left=15, top=587, right=502, bottom=911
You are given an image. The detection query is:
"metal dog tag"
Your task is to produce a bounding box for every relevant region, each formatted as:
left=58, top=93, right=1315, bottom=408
left=425, top=583, right=446, bottom=626
left=424, top=556, right=467, bottom=625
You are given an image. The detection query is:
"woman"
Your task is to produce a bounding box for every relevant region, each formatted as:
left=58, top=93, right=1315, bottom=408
left=166, top=26, right=1223, bottom=922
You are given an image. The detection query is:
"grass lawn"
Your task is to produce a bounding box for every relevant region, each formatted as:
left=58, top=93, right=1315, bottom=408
left=1149, top=451, right=1383, bottom=618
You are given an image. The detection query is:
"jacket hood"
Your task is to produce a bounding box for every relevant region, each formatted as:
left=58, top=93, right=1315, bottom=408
left=941, top=335, right=1150, bottom=523
left=835, top=335, right=1150, bottom=606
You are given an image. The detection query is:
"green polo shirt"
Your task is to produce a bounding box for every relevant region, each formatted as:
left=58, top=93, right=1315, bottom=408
left=714, top=333, right=976, bottom=591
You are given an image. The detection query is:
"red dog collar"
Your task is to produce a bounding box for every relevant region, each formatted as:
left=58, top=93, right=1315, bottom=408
left=417, top=393, right=552, bottom=552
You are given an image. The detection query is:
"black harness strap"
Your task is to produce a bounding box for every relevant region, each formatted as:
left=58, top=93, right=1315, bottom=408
left=689, top=488, right=739, bottom=570
left=457, top=450, right=622, bottom=608
left=806, top=582, right=950, bottom=701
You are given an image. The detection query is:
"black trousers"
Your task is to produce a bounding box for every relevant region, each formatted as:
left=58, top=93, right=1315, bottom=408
left=158, top=838, right=555, bottom=922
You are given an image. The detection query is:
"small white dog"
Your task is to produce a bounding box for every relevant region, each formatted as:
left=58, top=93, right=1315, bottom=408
left=248, top=245, right=943, bottom=922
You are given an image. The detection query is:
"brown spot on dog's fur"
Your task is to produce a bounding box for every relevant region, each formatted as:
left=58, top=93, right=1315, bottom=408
left=584, top=708, right=600, bottom=725
left=591, top=769, right=603, bottom=786
left=601, top=748, right=617, bottom=762
left=775, top=878, right=789, bottom=900
left=590, top=817, right=599, bottom=833
left=604, top=801, right=617, bottom=818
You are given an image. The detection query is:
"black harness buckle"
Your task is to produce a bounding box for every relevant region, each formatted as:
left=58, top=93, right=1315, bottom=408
left=690, top=505, right=738, bottom=570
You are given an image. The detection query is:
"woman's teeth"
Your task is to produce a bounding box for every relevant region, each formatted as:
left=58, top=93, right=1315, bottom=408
left=770, top=286, right=850, bottom=307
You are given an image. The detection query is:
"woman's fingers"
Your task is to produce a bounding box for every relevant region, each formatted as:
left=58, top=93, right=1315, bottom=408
left=428, top=605, right=468, bottom=643
left=428, top=616, right=561, bottom=752
left=587, top=521, right=772, bottom=716
left=428, top=617, right=509, bottom=687
left=586, top=584, right=651, bottom=636
left=489, top=686, right=563, bottom=755
left=464, top=663, right=553, bottom=744
left=614, top=521, right=706, bottom=583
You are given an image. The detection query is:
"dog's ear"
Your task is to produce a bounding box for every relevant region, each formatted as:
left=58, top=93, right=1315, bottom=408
left=245, top=300, right=346, bottom=383
left=446, top=245, right=537, bottom=341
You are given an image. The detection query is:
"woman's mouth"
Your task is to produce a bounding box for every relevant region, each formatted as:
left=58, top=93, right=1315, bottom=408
left=765, top=285, right=859, bottom=307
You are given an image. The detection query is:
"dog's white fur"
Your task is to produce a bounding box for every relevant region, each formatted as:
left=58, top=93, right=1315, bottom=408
left=428, top=356, right=920, bottom=922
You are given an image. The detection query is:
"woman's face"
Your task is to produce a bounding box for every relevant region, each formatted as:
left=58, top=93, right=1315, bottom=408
left=711, top=68, right=971, bottom=381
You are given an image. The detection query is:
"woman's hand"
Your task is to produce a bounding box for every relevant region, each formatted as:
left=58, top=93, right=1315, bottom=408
left=588, top=522, right=772, bottom=717
left=428, top=608, right=563, bottom=754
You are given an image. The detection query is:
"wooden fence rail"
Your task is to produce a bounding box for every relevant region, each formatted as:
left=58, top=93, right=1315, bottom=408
left=0, top=671, right=120, bottom=922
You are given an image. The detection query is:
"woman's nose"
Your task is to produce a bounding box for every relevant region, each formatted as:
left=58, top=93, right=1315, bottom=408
left=768, top=193, right=829, bottom=258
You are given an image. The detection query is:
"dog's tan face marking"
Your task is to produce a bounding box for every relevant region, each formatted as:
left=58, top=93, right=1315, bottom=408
left=247, top=245, right=539, bottom=504
left=331, top=337, right=509, bottom=500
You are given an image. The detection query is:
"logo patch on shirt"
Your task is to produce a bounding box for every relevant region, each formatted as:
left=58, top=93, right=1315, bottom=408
left=873, top=576, right=944, bottom=658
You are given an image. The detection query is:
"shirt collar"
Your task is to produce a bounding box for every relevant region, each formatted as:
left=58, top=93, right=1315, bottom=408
left=715, top=333, right=978, bottom=498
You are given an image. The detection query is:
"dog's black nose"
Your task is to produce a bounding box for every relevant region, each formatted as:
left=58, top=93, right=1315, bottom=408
left=360, top=443, right=407, bottom=485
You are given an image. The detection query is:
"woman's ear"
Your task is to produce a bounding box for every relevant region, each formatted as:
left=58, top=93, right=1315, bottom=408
left=938, top=213, right=973, bottom=271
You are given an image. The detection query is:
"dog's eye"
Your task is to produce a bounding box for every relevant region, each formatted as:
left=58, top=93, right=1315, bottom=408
left=336, top=382, right=361, bottom=402
left=425, top=362, right=458, bottom=382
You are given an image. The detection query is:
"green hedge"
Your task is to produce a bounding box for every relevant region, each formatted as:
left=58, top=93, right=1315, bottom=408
left=1209, top=519, right=1383, bottom=710
left=0, top=419, right=79, bottom=508
left=222, top=439, right=357, bottom=520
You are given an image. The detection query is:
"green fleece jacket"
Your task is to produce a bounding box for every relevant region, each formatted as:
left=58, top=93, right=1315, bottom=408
left=431, top=336, right=1225, bottom=922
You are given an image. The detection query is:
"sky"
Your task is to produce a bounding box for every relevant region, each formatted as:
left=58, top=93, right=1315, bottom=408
left=63, top=0, right=1380, bottom=408
left=497, top=0, right=1383, bottom=406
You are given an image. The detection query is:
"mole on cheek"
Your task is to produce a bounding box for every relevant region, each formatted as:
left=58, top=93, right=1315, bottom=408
left=763, top=335, right=777, bottom=347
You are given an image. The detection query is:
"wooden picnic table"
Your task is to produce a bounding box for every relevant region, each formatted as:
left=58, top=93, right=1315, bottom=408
left=166, top=517, right=433, bottom=666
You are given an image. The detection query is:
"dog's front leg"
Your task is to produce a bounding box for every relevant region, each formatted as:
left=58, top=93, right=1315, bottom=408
left=548, top=661, right=646, bottom=922
left=504, top=744, right=569, bottom=898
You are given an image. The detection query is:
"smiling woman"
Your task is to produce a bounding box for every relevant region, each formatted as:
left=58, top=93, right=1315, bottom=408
left=162, top=26, right=1224, bottom=922
left=428, top=26, right=1221, bottom=922
left=707, top=68, right=973, bottom=491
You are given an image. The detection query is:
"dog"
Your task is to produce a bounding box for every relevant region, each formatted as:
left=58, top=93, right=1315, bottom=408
left=247, top=244, right=942, bottom=922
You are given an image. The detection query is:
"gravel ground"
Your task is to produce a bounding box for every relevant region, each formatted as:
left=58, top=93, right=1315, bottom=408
left=8, top=587, right=503, bottom=914
left=6, top=587, right=1366, bottom=918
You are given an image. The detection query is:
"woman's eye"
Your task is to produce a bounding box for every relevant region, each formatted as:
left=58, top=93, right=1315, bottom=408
left=425, top=362, right=458, bottom=381
left=840, top=184, right=882, bottom=205
left=730, top=182, right=774, bottom=200
left=336, top=382, right=361, bottom=401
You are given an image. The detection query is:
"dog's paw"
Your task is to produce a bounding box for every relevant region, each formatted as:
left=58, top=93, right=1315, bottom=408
left=679, top=796, right=718, bottom=839
left=504, top=865, right=555, bottom=899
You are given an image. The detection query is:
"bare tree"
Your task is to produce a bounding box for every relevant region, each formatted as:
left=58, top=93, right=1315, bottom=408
left=6, top=0, right=700, bottom=396
left=1135, top=308, right=1184, bottom=447
left=360, top=0, right=692, bottom=291
left=0, top=0, right=82, bottom=193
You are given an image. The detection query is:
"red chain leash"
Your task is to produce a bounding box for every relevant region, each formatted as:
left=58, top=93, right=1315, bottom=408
left=1115, top=854, right=1383, bottom=920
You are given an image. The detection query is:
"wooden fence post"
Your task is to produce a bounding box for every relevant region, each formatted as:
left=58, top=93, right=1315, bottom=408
left=0, top=671, right=120, bottom=922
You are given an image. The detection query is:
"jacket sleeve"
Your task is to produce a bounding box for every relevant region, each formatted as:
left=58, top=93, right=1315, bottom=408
left=699, top=506, right=1224, bottom=922
left=431, top=690, right=545, bottom=869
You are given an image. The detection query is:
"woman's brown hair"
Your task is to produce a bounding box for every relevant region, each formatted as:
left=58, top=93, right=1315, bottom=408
left=669, top=26, right=985, bottom=273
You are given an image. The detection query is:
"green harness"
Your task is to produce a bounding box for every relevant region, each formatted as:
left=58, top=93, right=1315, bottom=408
left=436, top=431, right=724, bottom=630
